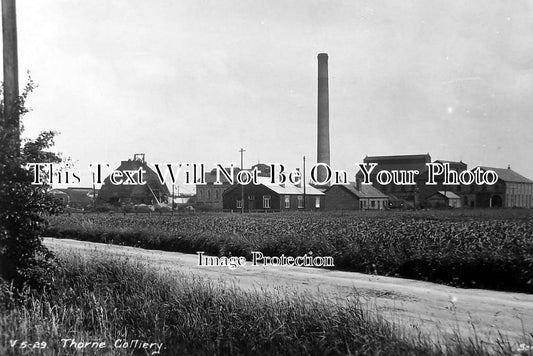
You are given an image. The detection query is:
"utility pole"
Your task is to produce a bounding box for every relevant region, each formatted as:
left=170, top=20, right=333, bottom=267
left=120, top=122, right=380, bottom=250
left=172, top=184, right=175, bottom=214
left=92, top=172, right=96, bottom=208
left=303, top=156, right=306, bottom=210
left=239, top=148, right=245, bottom=213
left=2, top=0, right=20, bottom=156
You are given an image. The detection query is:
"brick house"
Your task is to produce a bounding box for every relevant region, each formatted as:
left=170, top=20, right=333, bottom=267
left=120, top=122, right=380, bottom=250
left=325, top=181, right=389, bottom=210
left=195, top=164, right=271, bottom=210
left=222, top=177, right=325, bottom=211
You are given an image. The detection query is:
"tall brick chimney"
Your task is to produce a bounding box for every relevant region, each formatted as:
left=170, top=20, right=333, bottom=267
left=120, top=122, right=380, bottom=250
left=316, top=53, right=330, bottom=184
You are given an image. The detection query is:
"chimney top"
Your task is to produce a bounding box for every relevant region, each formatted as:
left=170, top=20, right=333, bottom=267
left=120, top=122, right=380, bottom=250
left=318, top=53, right=328, bottom=58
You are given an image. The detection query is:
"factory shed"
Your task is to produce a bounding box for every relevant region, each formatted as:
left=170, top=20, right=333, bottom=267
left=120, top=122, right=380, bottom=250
left=222, top=177, right=325, bottom=211
left=97, top=154, right=170, bottom=206
left=474, top=166, right=533, bottom=208
left=426, top=191, right=461, bottom=208
left=325, top=181, right=389, bottom=210
left=357, top=153, right=432, bottom=204
left=49, top=187, right=97, bottom=209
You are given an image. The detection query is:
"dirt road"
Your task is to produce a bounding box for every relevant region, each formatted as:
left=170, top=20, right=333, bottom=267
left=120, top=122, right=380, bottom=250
left=44, top=238, right=533, bottom=347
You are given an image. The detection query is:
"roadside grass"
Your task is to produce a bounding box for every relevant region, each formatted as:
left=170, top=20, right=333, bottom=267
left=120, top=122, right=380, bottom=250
left=1, top=250, right=527, bottom=355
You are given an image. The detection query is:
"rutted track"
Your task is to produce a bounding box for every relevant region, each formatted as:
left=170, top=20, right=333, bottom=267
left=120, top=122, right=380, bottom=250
left=44, top=237, right=533, bottom=347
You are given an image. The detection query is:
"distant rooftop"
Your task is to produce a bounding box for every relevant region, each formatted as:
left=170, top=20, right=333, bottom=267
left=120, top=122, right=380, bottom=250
left=478, top=166, right=533, bottom=184
left=364, top=153, right=431, bottom=162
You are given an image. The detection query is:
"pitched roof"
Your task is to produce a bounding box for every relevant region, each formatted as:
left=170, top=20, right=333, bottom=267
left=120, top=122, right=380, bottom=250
left=364, top=153, right=431, bottom=162
left=224, top=176, right=324, bottom=196
left=204, top=167, right=241, bottom=184
left=436, top=191, right=461, bottom=199
left=478, top=166, right=533, bottom=183
left=50, top=187, right=96, bottom=204
left=330, top=182, right=389, bottom=199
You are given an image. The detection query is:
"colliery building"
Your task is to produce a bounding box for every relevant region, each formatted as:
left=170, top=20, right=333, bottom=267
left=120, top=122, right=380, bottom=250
left=222, top=177, right=325, bottom=212
left=97, top=154, right=170, bottom=206
left=195, top=163, right=271, bottom=210
left=357, top=153, right=431, bottom=206
left=417, top=160, right=470, bottom=207
left=325, top=180, right=389, bottom=210
left=473, top=166, right=533, bottom=208
left=356, top=153, right=533, bottom=209
left=49, top=187, right=98, bottom=210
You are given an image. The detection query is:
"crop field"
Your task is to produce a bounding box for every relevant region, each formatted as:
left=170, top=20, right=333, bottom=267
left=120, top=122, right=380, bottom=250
left=45, top=209, right=533, bottom=294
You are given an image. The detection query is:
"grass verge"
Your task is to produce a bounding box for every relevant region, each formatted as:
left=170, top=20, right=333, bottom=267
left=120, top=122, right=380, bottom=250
left=0, top=250, right=526, bottom=355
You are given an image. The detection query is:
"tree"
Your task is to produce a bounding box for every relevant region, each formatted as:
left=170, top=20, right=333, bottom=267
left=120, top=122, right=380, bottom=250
left=0, top=78, right=63, bottom=289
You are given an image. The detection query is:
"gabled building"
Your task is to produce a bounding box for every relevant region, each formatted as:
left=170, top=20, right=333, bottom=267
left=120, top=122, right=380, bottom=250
left=50, top=187, right=98, bottom=209
left=196, top=163, right=271, bottom=210
left=97, top=154, right=170, bottom=205
left=195, top=167, right=240, bottom=210
left=325, top=181, right=389, bottom=210
left=417, top=159, right=469, bottom=208
left=358, top=153, right=431, bottom=204
left=426, top=191, right=462, bottom=208
left=473, top=166, right=533, bottom=208
left=222, top=177, right=325, bottom=211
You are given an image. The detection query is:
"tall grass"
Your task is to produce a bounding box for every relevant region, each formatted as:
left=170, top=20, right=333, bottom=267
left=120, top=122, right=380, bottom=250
left=1, top=251, right=524, bottom=355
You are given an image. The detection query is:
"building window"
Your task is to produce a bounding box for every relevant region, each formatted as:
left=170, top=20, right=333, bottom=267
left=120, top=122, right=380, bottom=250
left=315, top=197, right=320, bottom=208
left=236, top=200, right=243, bottom=208
left=248, top=195, right=255, bottom=200
left=285, top=196, right=290, bottom=209
left=297, top=196, right=304, bottom=208
left=263, top=195, right=271, bottom=209
left=207, top=190, right=211, bottom=201
left=199, top=190, right=203, bottom=201
left=371, top=200, right=375, bottom=208
left=215, top=189, right=219, bottom=201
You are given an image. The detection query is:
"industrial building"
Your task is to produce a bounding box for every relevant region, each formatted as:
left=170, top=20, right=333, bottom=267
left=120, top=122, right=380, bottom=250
left=49, top=187, right=97, bottom=210
left=325, top=181, right=389, bottom=210
left=472, top=166, right=533, bottom=208
left=195, top=163, right=271, bottom=210
left=356, top=153, right=431, bottom=206
left=426, top=191, right=462, bottom=209
left=222, top=177, right=325, bottom=211
left=416, top=160, right=470, bottom=208
left=97, top=154, right=170, bottom=206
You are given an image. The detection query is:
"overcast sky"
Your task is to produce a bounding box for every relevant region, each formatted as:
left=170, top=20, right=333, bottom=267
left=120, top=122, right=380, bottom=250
left=6, top=0, right=533, bottom=189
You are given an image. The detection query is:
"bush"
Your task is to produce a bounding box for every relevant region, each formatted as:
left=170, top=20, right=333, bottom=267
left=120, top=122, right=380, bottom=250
left=0, top=79, right=62, bottom=290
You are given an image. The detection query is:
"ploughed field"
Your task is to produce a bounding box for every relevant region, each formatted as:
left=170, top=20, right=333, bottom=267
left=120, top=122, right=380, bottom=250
left=45, top=209, right=533, bottom=294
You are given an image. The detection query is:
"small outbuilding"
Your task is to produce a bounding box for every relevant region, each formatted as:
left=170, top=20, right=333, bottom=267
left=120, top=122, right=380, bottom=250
left=426, top=191, right=461, bottom=208
left=49, top=187, right=97, bottom=209
left=325, top=181, right=390, bottom=210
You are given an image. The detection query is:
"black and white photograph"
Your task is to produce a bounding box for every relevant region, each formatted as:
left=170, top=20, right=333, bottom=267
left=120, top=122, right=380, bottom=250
left=1, top=1, right=533, bottom=355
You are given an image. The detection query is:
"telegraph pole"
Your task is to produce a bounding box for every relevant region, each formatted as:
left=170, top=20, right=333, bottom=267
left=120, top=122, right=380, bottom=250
left=2, top=0, right=20, bottom=156
left=239, top=148, right=245, bottom=213
left=92, top=172, right=96, bottom=208
left=172, top=184, right=175, bottom=214
left=303, top=156, right=306, bottom=210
